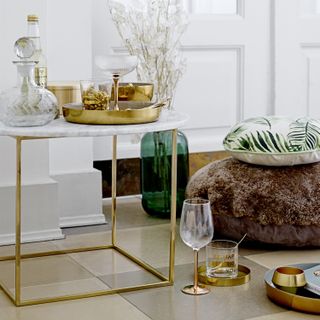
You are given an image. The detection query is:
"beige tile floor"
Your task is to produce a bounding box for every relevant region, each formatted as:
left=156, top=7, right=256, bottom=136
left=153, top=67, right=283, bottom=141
left=0, top=197, right=318, bottom=319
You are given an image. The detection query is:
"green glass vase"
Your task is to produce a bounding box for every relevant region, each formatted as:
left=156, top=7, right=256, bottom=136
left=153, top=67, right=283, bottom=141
left=140, top=130, right=189, bottom=218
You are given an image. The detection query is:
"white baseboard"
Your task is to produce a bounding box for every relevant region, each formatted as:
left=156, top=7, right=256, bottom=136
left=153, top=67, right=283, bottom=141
left=0, top=229, right=65, bottom=246
left=50, top=170, right=105, bottom=228
left=60, top=214, right=107, bottom=228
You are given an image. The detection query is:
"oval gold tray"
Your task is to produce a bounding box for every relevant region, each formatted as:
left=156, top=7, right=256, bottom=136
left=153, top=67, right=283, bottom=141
left=62, top=101, right=163, bottom=125
left=198, top=264, right=251, bottom=287
left=265, top=263, right=320, bottom=315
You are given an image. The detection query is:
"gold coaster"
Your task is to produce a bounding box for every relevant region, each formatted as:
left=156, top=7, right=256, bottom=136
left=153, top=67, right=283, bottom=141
left=198, top=264, right=251, bottom=287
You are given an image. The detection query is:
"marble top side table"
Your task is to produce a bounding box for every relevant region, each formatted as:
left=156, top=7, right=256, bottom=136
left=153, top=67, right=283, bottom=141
left=0, top=110, right=189, bottom=306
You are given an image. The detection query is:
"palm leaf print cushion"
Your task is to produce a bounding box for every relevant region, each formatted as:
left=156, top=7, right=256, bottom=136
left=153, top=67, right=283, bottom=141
left=223, top=116, right=320, bottom=166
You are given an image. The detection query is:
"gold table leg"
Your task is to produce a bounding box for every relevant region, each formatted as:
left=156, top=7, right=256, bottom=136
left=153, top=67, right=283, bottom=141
left=112, top=135, right=117, bottom=246
left=15, top=137, right=22, bottom=306
left=0, top=132, right=178, bottom=306
left=169, top=129, right=177, bottom=283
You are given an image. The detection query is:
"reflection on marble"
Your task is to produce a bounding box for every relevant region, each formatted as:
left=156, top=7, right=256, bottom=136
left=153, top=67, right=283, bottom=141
left=0, top=255, right=93, bottom=289
left=0, top=291, right=151, bottom=320
left=120, top=259, right=283, bottom=320
left=15, top=278, right=109, bottom=301
left=99, top=269, right=159, bottom=289
left=247, top=311, right=319, bottom=320
left=70, top=249, right=142, bottom=276
left=0, top=241, right=58, bottom=257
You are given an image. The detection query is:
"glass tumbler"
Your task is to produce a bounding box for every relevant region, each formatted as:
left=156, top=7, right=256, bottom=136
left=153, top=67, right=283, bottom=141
left=206, top=240, right=238, bottom=278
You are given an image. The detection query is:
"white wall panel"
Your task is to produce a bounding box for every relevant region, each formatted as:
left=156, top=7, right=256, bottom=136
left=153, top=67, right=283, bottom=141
left=46, top=0, right=92, bottom=81
left=175, top=46, right=241, bottom=129
left=275, top=0, right=320, bottom=117
left=0, top=0, right=47, bottom=90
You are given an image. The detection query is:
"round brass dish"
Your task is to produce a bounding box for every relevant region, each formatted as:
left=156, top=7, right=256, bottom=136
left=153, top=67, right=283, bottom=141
left=265, top=263, right=320, bottom=315
left=62, top=101, right=163, bottom=125
left=198, top=264, right=251, bottom=287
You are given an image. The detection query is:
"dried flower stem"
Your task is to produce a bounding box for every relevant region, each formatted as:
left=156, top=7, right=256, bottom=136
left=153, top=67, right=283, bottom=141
left=109, top=0, right=188, bottom=108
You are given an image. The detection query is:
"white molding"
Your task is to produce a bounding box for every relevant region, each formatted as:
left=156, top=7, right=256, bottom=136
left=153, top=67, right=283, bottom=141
left=0, top=229, right=64, bottom=246
left=236, top=46, right=245, bottom=122
left=102, top=194, right=141, bottom=202
left=180, top=44, right=244, bottom=51
left=301, top=43, right=320, bottom=48
left=237, top=0, right=245, bottom=18
left=51, top=170, right=105, bottom=227
left=301, top=44, right=320, bottom=117
left=60, top=214, right=107, bottom=228
left=306, top=54, right=311, bottom=116
left=180, top=45, right=244, bottom=122
left=269, top=0, right=276, bottom=115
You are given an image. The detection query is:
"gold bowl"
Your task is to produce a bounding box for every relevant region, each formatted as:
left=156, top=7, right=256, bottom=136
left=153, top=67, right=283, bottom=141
left=112, top=83, right=154, bottom=101
left=272, top=266, right=306, bottom=294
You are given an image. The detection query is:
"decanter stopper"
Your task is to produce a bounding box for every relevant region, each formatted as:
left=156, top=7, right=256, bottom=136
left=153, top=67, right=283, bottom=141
left=14, top=37, right=35, bottom=60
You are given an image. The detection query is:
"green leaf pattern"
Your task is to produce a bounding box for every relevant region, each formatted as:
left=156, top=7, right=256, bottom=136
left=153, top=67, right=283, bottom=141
left=223, top=117, right=320, bottom=153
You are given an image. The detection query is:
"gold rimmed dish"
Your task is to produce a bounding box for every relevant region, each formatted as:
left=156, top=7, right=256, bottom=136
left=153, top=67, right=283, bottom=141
left=265, top=263, right=320, bottom=315
left=198, top=264, right=250, bottom=287
left=62, top=101, right=164, bottom=125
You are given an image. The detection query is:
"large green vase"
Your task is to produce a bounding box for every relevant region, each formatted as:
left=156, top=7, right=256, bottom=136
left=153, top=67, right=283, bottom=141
left=140, top=130, right=189, bottom=218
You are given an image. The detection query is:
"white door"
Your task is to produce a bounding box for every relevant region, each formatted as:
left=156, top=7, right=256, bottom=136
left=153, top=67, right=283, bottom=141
left=275, top=0, right=320, bottom=118
left=176, top=0, right=271, bottom=152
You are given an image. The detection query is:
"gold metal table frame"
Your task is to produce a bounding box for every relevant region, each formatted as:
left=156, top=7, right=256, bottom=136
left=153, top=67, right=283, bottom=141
left=0, top=130, right=177, bottom=306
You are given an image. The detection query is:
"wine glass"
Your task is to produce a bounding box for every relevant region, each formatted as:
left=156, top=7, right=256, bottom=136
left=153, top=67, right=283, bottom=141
left=179, top=198, right=214, bottom=295
left=95, top=54, right=138, bottom=111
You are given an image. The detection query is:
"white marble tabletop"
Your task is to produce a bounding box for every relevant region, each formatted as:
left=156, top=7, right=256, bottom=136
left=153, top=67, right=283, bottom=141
left=0, top=110, right=189, bottom=138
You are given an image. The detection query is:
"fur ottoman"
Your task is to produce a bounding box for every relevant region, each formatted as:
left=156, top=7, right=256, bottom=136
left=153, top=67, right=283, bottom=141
left=186, top=157, right=320, bottom=247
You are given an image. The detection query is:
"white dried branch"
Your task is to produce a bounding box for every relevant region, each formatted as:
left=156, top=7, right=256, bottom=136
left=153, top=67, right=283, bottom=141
left=109, top=0, right=188, bottom=108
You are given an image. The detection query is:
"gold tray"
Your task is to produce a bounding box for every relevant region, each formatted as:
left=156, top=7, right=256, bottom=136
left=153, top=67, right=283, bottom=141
left=62, top=101, right=163, bottom=125
left=198, top=264, right=251, bottom=287
left=265, top=263, right=320, bottom=315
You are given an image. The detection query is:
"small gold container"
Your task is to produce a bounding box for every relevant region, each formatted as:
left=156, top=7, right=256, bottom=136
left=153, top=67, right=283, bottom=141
left=47, top=81, right=81, bottom=116
left=112, top=83, right=154, bottom=101
left=272, top=266, right=306, bottom=294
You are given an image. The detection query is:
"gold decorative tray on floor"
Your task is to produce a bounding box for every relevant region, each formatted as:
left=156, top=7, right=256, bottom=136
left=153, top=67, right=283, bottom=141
left=198, top=264, right=251, bottom=287
left=62, top=101, right=164, bottom=125
left=265, top=263, right=320, bottom=315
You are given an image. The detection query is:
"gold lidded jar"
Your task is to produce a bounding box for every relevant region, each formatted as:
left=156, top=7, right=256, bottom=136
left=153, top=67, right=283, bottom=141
left=47, top=81, right=81, bottom=116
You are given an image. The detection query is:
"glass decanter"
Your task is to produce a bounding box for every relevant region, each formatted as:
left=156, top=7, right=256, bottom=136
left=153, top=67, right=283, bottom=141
left=0, top=38, right=58, bottom=127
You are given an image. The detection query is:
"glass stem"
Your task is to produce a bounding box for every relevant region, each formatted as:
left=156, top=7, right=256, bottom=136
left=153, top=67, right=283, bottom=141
left=113, top=74, right=120, bottom=111
left=193, top=249, right=199, bottom=289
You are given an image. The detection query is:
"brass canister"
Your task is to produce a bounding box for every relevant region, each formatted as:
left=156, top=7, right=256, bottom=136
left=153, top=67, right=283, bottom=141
left=47, top=81, right=81, bottom=116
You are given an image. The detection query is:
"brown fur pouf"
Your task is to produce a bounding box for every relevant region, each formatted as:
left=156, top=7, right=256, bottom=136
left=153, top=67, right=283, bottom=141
left=186, top=157, right=320, bottom=247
